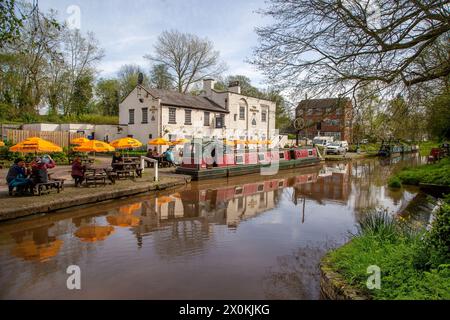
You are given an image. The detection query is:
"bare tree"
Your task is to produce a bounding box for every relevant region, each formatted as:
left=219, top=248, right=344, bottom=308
left=252, top=0, right=450, bottom=98
left=144, top=30, right=226, bottom=93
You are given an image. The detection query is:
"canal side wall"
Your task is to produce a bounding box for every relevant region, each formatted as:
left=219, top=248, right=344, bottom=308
left=320, top=251, right=370, bottom=300
left=0, top=174, right=191, bottom=222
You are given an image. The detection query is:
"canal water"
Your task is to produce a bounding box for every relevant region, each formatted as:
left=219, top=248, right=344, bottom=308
left=0, top=155, right=425, bottom=299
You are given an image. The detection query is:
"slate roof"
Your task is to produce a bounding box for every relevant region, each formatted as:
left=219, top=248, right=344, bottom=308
left=297, top=98, right=351, bottom=109
left=145, top=87, right=229, bottom=113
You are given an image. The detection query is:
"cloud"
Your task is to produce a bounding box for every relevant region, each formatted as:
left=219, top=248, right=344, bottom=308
left=38, top=0, right=270, bottom=88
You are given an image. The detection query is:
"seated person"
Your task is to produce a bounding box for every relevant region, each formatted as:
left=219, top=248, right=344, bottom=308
left=163, top=147, right=175, bottom=165
left=71, top=156, right=85, bottom=187
left=111, top=152, right=124, bottom=171
left=6, top=158, right=33, bottom=196
left=30, top=155, right=56, bottom=185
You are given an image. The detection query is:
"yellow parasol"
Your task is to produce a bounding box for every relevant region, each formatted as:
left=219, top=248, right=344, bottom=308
left=73, top=140, right=115, bottom=153
left=245, top=139, right=259, bottom=145
left=9, top=137, right=62, bottom=153
left=70, top=137, right=90, bottom=145
left=74, top=226, right=115, bottom=242
left=170, top=138, right=190, bottom=145
left=148, top=138, right=170, bottom=146
left=110, top=138, right=143, bottom=149
left=0, top=141, right=5, bottom=147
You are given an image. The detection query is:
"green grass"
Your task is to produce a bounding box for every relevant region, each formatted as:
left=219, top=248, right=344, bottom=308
left=327, top=206, right=450, bottom=300
left=395, top=158, right=450, bottom=186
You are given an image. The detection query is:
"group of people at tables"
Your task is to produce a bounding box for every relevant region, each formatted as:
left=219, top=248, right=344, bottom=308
left=6, top=147, right=178, bottom=196
left=6, top=155, right=56, bottom=196
left=145, top=146, right=176, bottom=167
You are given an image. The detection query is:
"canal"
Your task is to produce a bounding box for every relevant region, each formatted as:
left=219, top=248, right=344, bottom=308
left=0, top=155, right=425, bottom=299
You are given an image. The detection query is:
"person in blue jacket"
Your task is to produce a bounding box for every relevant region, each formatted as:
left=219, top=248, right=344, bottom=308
left=6, top=158, right=33, bottom=196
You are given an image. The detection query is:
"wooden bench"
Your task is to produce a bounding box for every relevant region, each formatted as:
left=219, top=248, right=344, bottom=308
left=84, top=175, right=107, bottom=187
left=33, top=179, right=65, bottom=196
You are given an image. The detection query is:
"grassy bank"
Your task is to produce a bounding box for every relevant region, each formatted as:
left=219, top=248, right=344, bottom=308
left=327, top=202, right=450, bottom=300
left=418, top=141, right=440, bottom=157
left=390, top=158, right=450, bottom=187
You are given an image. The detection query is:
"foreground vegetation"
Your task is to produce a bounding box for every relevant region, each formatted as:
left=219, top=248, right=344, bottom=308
left=390, top=158, right=450, bottom=187
left=327, top=201, right=450, bottom=300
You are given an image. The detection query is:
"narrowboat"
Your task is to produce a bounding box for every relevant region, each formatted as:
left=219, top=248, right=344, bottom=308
left=378, top=141, right=418, bottom=157
left=176, top=143, right=322, bottom=181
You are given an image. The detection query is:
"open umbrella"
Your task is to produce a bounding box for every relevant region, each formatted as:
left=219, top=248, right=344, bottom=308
left=9, top=137, right=62, bottom=153
left=70, top=137, right=90, bottom=145
left=73, top=140, right=115, bottom=153
left=170, top=138, right=190, bottom=145
left=148, top=138, right=170, bottom=146
left=110, top=138, right=143, bottom=149
left=245, top=139, right=259, bottom=145
left=107, top=214, right=140, bottom=227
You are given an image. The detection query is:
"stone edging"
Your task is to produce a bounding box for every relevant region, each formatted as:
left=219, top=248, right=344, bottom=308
left=0, top=177, right=190, bottom=222
left=320, top=251, right=371, bottom=300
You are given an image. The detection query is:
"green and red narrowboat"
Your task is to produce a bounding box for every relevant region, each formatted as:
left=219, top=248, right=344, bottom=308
left=176, top=145, right=322, bottom=181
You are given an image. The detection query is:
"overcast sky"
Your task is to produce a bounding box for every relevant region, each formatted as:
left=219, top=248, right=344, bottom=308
left=39, top=0, right=271, bottom=87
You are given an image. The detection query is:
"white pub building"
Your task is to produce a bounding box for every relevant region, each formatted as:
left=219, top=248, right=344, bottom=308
left=119, top=79, right=277, bottom=149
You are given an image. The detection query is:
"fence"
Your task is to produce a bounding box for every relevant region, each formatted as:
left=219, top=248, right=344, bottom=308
left=6, top=130, right=84, bottom=149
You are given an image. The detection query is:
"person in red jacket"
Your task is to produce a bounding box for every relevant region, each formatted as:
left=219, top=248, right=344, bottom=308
left=71, top=156, right=85, bottom=187
left=30, top=155, right=56, bottom=185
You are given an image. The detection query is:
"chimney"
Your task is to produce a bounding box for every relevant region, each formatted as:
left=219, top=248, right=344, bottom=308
left=228, top=81, right=241, bottom=94
left=203, top=78, right=215, bottom=97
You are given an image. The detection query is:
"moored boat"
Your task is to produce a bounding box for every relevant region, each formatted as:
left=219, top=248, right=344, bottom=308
left=176, top=145, right=322, bottom=181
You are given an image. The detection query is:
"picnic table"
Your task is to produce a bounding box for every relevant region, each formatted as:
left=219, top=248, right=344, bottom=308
left=84, top=167, right=116, bottom=187
left=112, top=162, right=143, bottom=179
left=68, top=156, right=95, bottom=165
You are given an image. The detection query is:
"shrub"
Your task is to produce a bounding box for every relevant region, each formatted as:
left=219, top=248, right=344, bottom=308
left=357, top=209, right=397, bottom=240
left=388, top=176, right=402, bottom=188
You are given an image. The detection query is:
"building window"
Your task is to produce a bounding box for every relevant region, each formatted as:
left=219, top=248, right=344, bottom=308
left=168, top=107, right=176, bottom=124
left=234, top=114, right=237, bottom=121
left=252, top=118, right=256, bottom=126
left=215, top=114, right=224, bottom=128
left=185, top=109, right=192, bottom=125
left=203, top=112, right=210, bottom=126
left=261, top=111, right=267, bottom=122
left=149, top=134, right=153, bottom=139
left=141, top=108, right=148, bottom=124
left=128, top=109, right=135, bottom=124
left=239, top=106, right=245, bottom=120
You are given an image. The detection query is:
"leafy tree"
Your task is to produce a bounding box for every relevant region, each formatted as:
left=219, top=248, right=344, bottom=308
left=70, top=73, right=94, bottom=115
left=149, top=64, right=173, bottom=89
left=0, top=0, right=25, bottom=46
left=426, top=90, right=450, bottom=140
left=95, top=78, right=120, bottom=116
left=117, top=64, right=149, bottom=99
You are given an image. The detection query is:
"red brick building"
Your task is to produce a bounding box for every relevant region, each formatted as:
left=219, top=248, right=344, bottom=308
left=295, top=98, right=353, bottom=141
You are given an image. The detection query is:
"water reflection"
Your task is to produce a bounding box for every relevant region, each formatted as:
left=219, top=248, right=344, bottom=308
left=0, top=155, right=425, bottom=299
left=10, top=225, right=63, bottom=262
